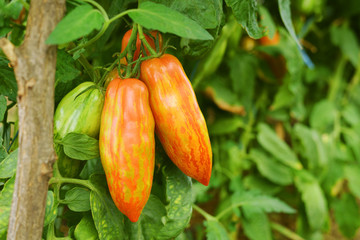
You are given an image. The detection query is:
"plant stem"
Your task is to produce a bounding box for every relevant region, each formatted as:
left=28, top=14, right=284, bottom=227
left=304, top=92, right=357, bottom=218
left=77, top=53, right=99, bottom=82
left=81, top=0, right=109, bottom=21
left=138, top=24, right=157, bottom=56
left=49, top=176, right=94, bottom=191
left=192, top=204, right=217, bottom=221
left=327, top=56, right=347, bottom=102
left=270, top=222, right=305, bottom=240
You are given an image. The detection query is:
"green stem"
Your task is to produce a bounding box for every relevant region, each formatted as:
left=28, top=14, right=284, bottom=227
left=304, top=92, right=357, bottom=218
left=77, top=53, right=99, bottom=82
left=327, top=56, right=347, bottom=102
left=138, top=24, right=157, bottom=56
left=108, top=9, right=138, bottom=25
left=49, top=176, right=94, bottom=191
left=81, top=0, right=109, bottom=21
left=346, top=57, right=360, bottom=97
left=270, top=222, right=305, bottom=240
left=192, top=204, right=217, bottom=221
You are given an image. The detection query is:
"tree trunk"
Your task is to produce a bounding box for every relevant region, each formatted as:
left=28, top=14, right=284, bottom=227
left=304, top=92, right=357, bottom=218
left=0, top=1, right=66, bottom=239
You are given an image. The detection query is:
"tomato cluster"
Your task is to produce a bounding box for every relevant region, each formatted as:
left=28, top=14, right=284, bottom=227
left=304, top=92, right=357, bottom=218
left=54, top=29, right=212, bottom=223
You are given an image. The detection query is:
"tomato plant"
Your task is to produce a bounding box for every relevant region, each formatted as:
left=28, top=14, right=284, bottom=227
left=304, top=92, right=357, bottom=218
left=1, top=0, right=360, bottom=239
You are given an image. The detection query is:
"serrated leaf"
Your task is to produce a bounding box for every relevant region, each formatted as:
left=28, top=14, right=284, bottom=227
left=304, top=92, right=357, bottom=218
left=250, top=149, right=293, bottom=185
left=332, top=193, right=360, bottom=239
left=204, top=219, right=230, bottom=240
left=64, top=187, right=91, bottom=212
left=225, top=0, right=264, bottom=39
left=46, top=5, right=104, bottom=44
left=74, top=213, right=99, bottom=240
left=0, top=175, right=15, bottom=237
left=61, top=133, right=99, bottom=160
left=44, top=191, right=58, bottom=227
left=231, top=191, right=296, bottom=214
left=90, top=174, right=125, bottom=240
left=257, top=123, right=302, bottom=170
left=0, top=149, right=18, bottom=179
left=278, top=0, right=302, bottom=48
left=128, top=2, right=213, bottom=40
left=295, top=170, right=327, bottom=230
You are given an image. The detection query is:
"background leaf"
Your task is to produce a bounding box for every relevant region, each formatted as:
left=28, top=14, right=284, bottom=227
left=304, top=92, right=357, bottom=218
left=43, top=191, right=58, bottom=227
left=278, top=0, right=302, bottom=48
left=0, top=57, right=17, bottom=102
left=204, top=219, right=230, bottom=240
left=128, top=2, right=213, bottom=40
left=257, top=123, right=302, bottom=170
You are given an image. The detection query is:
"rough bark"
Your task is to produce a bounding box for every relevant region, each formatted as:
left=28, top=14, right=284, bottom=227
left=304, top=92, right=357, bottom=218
left=0, top=0, right=66, bottom=239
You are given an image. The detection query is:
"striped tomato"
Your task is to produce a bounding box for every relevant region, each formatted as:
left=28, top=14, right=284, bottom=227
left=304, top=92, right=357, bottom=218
left=54, top=81, right=104, bottom=177
left=99, top=78, right=155, bottom=222
left=140, top=54, right=212, bottom=186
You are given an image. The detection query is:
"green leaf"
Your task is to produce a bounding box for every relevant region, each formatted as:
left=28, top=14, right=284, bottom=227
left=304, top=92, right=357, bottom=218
left=332, top=193, right=360, bottom=239
left=293, top=124, right=328, bottom=169
left=208, top=117, right=244, bottom=135
left=343, top=164, right=360, bottom=198
left=64, top=187, right=91, bottom=212
left=0, top=175, right=15, bottom=237
left=156, top=162, right=192, bottom=239
left=242, top=207, right=272, bottom=240
left=43, top=191, right=58, bottom=227
left=271, top=85, right=294, bottom=110
left=309, top=100, right=337, bottom=133
left=4, top=0, right=23, bottom=19
left=204, top=219, right=230, bottom=240
left=231, top=191, right=296, bottom=214
left=257, top=123, right=302, bottom=170
left=55, top=50, right=81, bottom=104
left=278, top=0, right=302, bottom=48
left=74, top=213, right=99, bottom=240
left=250, top=149, right=293, bottom=186
left=61, top=133, right=99, bottom=160
left=0, top=149, right=17, bottom=179
left=0, top=57, right=17, bottom=102
left=295, top=170, right=327, bottom=230
left=90, top=174, right=125, bottom=240
left=141, top=0, right=223, bottom=29
left=128, top=2, right=213, bottom=40
left=225, top=0, right=264, bottom=39
left=46, top=5, right=104, bottom=44
left=0, top=95, right=6, bottom=122
left=330, top=24, right=360, bottom=67
left=79, top=158, right=104, bottom=180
